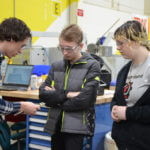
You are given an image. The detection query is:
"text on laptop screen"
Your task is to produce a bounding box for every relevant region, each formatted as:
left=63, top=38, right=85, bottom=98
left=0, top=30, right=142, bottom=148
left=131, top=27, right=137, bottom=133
left=3, top=65, right=33, bottom=86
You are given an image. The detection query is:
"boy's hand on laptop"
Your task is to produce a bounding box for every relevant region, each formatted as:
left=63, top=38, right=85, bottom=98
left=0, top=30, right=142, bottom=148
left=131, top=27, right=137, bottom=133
left=20, top=102, right=40, bottom=115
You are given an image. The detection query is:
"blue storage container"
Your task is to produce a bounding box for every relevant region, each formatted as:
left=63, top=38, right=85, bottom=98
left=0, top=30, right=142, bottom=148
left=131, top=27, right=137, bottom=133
left=32, top=65, right=51, bottom=75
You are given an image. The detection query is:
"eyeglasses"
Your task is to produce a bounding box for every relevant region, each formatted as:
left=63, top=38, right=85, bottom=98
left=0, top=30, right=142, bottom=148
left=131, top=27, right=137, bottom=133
left=116, top=40, right=128, bottom=47
left=57, top=45, right=79, bottom=52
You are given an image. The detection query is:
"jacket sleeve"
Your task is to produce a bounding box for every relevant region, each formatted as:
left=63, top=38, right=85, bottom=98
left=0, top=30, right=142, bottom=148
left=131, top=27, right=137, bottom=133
left=110, top=94, right=117, bottom=111
left=0, top=99, right=21, bottom=114
left=126, top=105, right=150, bottom=123
left=62, top=62, right=100, bottom=112
left=110, top=64, right=128, bottom=111
left=110, top=70, right=120, bottom=111
left=39, top=66, right=66, bottom=107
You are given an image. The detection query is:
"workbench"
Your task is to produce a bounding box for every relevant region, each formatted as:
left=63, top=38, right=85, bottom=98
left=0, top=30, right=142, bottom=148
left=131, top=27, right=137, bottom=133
left=0, top=90, right=114, bottom=150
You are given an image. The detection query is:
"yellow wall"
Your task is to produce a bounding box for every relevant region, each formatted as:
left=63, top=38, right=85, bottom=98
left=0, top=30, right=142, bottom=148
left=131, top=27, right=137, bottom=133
left=0, top=0, right=80, bottom=30
left=15, top=0, right=79, bottom=42
left=148, top=17, right=150, bottom=40
left=0, top=0, right=80, bottom=43
left=0, top=0, right=14, bottom=22
left=15, top=0, right=79, bottom=31
left=16, top=0, right=63, bottom=31
left=15, top=0, right=69, bottom=42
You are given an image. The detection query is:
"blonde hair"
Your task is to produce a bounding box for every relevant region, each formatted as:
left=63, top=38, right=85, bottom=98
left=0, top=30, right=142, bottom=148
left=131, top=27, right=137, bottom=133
left=114, top=20, right=150, bottom=51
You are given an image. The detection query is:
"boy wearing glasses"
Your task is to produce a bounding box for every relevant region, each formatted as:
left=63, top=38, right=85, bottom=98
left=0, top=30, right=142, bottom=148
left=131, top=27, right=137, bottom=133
left=39, top=24, right=100, bottom=150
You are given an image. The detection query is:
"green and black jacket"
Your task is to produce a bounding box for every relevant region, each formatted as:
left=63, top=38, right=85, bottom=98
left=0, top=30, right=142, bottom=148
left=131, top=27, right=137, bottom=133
left=39, top=52, right=100, bottom=136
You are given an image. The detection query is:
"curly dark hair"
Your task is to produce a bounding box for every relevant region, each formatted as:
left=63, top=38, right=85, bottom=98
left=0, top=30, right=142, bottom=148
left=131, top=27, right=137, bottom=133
left=0, top=17, right=31, bottom=42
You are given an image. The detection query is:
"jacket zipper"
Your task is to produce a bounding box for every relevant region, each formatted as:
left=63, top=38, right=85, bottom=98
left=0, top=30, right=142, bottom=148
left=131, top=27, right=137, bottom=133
left=61, top=62, right=87, bottom=130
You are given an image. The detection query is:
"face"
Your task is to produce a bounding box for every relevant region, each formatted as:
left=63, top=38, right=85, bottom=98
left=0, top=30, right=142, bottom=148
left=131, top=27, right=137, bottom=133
left=59, top=38, right=83, bottom=62
left=116, top=38, right=135, bottom=59
left=2, top=38, right=29, bottom=58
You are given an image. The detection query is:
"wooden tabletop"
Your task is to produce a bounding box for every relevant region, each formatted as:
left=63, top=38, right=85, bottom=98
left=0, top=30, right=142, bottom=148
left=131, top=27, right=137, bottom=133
left=0, top=90, right=114, bottom=104
left=0, top=90, right=39, bottom=99
left=96, top=94, right=113, bottom=104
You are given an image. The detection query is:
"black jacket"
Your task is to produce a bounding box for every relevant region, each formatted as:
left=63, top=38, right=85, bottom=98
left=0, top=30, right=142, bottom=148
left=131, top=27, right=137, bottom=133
left=90, top=54, right=104, bottom=68
left=39, top=52, right=100, bottom=135
left=111, top=61, right=150, bottom=150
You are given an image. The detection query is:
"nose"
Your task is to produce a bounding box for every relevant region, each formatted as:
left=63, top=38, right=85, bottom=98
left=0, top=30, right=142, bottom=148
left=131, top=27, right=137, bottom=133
left=62, top=50, right=68, bottom=55
left=18, top=49, right=22, bottom=54
left=116, top=45, right=121, bottom=51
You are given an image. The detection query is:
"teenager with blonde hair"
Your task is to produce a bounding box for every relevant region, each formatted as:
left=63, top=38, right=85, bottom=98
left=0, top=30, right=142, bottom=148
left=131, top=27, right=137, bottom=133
left=111, top=20, right=150, bottom=150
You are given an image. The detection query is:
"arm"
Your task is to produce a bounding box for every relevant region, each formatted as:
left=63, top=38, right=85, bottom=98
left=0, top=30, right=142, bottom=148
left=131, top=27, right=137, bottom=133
left=110, top=94, right=117, bottom=110
left=110, top=68, right=125, bottom=122
left=39, top=67, right=66, bottom=107
left=111, top=88, right=150, bottom=123
left=111, top=105, right=150, bottom=124
left=62, top=62, right=100, bottom=112
left=110, top=69, right=150, bottom=123
left=110, top=66, right=125, bottom=111
left=126, top=105, right=150, bottom=123
left=0, top=99, right=20, bottom=114
left=0, top=99, right=39, bottom=115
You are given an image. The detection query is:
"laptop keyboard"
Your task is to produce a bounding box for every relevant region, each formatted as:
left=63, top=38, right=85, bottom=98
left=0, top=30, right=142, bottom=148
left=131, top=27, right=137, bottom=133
left=0, top=86, right=27, bottom=91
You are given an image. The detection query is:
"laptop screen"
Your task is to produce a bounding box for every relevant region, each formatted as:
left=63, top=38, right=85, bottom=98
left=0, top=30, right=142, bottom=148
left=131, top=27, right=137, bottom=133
left=3, top=64, right=33, bottom=86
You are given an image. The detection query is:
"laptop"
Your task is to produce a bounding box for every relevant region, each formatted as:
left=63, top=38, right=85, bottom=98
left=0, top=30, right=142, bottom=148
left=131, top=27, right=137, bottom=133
left=0, top=64, right=33, bottom=91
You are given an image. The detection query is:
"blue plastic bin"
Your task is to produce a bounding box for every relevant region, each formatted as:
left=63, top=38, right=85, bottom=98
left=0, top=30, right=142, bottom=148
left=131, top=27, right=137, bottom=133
left=32, top=65, right=51, bottom=75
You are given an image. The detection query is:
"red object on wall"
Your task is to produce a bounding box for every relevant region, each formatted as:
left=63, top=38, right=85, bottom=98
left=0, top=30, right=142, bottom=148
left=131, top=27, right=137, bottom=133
left=133, top=17, right=148, bottom=30
left=77, top=9, right=84, bottom=17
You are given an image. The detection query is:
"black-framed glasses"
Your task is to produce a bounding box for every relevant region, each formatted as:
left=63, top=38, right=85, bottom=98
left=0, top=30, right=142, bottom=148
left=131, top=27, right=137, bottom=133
left=57, top=45, right=79, bottom=52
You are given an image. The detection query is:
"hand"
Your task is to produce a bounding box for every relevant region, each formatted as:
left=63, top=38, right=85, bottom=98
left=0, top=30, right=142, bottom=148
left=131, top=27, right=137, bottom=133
left=45, top=86, right=55, bottom=91
left=111, top=105, right=120, bottom=122
left=112, top=105, right=127, bottom=121
left=116, top=106, right=127, bottom=120
left=67, top=92, right=80, bottom=98
left=20, top=102, right=40, bottom=115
